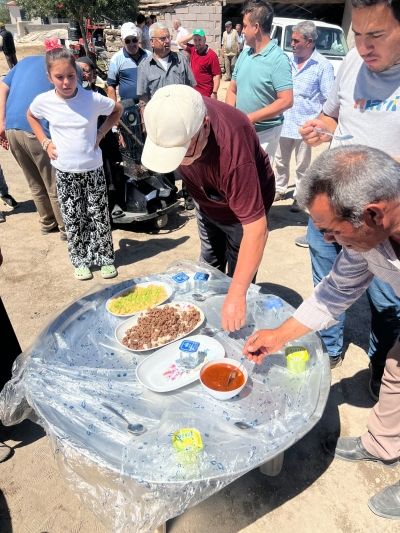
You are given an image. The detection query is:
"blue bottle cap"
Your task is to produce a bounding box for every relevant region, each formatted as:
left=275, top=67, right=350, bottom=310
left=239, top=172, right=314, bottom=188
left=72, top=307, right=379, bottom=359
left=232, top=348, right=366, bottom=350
left=194, top=272, right=210, bottom=281
left=179, top=340, right=200, bottom=353
left=172, top=272, right=190, bottom=283
left=263, top=297, right=284, bottom=310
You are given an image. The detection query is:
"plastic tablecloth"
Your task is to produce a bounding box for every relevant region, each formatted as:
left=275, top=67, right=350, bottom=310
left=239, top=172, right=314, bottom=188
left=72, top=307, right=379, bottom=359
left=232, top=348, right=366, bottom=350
left=0, top=260, right=330, bottom=532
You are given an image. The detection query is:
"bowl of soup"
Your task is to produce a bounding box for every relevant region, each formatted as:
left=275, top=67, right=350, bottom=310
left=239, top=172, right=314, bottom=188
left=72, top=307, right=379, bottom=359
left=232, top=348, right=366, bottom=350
left=199, top=358, right=248, bottom=400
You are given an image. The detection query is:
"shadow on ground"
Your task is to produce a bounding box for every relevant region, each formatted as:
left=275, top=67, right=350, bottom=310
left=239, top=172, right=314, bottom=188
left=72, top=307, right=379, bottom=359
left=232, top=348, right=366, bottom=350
left=114, top=235, right=190, bottom=268
left=169, top=368, right=375, bottom=533
left=0, top=490, right=12, bottom=533
left=1, top=419, right=45, bottom=449
left=1, top=200, right=36, bottom=218
left=268, top=189, right=309, bottom=232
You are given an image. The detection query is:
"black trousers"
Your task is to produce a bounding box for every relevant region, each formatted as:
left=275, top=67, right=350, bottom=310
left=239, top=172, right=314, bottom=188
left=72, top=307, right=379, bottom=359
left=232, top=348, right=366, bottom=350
left=0, top=297, right=21, bottom=391
left=195, top=208, right=243, bottom=277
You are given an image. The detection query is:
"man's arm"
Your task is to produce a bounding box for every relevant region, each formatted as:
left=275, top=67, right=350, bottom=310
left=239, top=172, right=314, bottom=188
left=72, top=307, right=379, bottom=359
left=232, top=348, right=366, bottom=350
left=225, top=79, right=237, bottom=107
left=222, top=215, right=268, bottom=331
left=243, top=317, right=312, bottom=363
left=244, top=246, right=374, bottom=363
left=0, top=81, right=10, bottom=139
left=299, top=112, right=339, bottom=146
left=247, top=89, right=293, bottom=124
left=211, top=74, right=221, bottom=99
left=106, top=55, right=120, bottom=102
left=177, top=33, right=193, bottom=51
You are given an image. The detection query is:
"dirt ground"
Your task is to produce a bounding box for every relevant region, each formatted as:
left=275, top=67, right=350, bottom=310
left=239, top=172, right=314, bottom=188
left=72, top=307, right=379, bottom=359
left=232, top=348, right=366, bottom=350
left=0, top=46, right=399, bottom=533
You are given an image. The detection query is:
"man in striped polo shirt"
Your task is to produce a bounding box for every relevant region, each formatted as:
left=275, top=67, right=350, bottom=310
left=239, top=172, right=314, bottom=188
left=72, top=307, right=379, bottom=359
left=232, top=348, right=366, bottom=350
left=107, top=22, right=151, bottom=103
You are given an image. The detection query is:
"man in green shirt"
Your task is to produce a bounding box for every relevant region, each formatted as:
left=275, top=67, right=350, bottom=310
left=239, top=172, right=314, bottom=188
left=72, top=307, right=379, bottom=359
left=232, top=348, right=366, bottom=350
left=225, top=1, right=293, bottom=162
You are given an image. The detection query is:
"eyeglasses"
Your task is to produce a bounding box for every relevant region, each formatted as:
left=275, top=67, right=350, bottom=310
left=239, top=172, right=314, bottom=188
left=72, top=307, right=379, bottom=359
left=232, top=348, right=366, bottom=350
left=125, top=38, right=138, bottom=44
left=152, top=35, right=170, bottom=42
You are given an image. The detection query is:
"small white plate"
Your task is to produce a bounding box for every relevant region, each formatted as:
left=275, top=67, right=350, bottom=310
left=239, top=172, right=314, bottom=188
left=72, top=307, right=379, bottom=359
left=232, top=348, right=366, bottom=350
left=115, top=302, right=205, bottom=353
left=136, top=335, right=226, bottom=392
left=106, top=281, right=173, bottom=317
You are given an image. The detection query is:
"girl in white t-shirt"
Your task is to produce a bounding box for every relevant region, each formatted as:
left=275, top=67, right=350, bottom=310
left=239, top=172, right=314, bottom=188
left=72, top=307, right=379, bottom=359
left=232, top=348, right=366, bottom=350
left=27, top=48, right=122, bottom=280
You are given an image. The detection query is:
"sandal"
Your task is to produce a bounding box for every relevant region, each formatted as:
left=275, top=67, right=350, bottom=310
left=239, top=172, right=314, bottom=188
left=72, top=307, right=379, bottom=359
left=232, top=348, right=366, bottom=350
left=101, top=264, right=118, bottom=279
left=74, top=265, right=92, bottom=281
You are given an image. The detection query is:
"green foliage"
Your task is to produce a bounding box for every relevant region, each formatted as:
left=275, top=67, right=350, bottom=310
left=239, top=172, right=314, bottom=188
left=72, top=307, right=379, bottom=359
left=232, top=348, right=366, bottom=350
left=19, top=0, right=138, bottom=25
left=0, top=1, right=11, bottom=24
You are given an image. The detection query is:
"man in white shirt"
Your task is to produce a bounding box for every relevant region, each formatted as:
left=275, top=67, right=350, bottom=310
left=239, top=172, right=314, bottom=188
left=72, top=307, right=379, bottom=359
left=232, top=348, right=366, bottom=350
left=172, top=19, right=189, bottom=50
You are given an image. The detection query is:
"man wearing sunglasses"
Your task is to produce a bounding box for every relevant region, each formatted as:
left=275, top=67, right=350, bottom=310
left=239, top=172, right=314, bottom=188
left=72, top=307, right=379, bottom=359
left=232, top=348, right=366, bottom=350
left=107, top=22, right=151, bottom=103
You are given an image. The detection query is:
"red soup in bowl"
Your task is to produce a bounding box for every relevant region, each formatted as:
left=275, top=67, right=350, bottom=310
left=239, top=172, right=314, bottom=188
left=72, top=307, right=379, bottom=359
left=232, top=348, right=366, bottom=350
left=201, top=362, right=245, bottom=391
left=200, top=359, right=248, bottom=400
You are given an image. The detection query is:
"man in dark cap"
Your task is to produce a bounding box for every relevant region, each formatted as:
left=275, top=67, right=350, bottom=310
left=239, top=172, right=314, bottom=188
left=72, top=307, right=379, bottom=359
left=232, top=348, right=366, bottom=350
left=0, top=22, right=17, bottom=69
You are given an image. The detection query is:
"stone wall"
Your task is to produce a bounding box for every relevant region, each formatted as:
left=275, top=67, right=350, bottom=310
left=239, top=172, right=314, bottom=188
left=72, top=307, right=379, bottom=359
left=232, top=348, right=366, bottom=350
left=159, top=3, right=223, bottom=53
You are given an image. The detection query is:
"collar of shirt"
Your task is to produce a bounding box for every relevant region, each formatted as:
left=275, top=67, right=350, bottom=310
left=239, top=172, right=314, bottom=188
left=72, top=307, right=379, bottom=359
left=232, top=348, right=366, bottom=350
left=150, top=52, right=178, bottom=68
left=123, top=47, right=147, bottom=65
left=290, top=49, right=320, bottom=72
left=248, top=39, right=277, bottom=57
left=195, top=45, right=209, bottom=56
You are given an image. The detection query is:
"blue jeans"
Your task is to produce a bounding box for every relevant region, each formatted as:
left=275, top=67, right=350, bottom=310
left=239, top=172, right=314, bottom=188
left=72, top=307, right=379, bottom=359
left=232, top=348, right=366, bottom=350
left=307, top=219, right=400, bottom=367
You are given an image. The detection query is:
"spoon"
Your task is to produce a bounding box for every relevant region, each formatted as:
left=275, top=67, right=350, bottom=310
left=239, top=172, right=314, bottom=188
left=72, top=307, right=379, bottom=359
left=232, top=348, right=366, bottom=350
left=102, top=403, right=146, bottom=436
left=226, top=361, right=245, bottom=387
left=314, top=127, right=354, bottom=141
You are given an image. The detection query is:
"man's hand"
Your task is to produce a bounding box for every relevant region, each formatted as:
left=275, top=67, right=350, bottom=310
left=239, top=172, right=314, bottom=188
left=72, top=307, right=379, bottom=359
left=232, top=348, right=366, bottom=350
left=0, top=118, right=6, bottom=141
left=300, top=118, right=334, bottom=146
left=243, top=317, right=312, bottom=364
left=0, top=136, right=8, bottom=150
left=243, top=328, right=285, bottom=364
left=221, top=292, right=246, bottom=332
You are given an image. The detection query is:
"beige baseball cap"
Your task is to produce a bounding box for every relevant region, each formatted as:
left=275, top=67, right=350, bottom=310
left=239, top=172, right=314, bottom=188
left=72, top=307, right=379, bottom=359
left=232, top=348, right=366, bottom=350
left=142, top=85, right=207, bottom=173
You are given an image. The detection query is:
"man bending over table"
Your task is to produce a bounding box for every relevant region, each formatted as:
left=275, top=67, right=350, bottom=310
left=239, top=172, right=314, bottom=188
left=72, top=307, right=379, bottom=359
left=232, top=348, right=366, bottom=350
left=141, top=84, right=275, bottom=332
left=243, top=145, right=400, bottom=520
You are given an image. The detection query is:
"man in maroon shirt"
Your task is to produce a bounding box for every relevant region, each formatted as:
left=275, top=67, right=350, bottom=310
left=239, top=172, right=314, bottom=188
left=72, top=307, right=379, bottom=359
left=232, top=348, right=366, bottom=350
left=141, top=84, right=275, bottom=332
left=178, top=28, right=221, bottom=98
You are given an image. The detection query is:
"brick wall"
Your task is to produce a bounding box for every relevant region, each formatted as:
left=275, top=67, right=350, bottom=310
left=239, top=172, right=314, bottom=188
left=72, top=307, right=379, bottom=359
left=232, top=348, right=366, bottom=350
left=158, top=3, right=223, bottom=54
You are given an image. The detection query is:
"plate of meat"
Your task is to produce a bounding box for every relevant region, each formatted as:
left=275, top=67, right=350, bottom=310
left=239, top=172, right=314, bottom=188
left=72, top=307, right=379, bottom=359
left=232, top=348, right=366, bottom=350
left=115, top=302, right=205, bottom=353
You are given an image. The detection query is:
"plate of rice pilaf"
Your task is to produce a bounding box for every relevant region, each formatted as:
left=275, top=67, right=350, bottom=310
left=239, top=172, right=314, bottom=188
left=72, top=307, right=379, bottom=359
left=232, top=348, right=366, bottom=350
left=115, top=302, right=205, bottom=352
left=106, top=281, right=173, bottom=317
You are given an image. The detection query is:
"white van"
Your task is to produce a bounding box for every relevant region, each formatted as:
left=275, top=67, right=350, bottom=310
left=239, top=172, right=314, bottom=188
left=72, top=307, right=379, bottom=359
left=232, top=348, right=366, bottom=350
left=271, top=17, right=349, bottom=76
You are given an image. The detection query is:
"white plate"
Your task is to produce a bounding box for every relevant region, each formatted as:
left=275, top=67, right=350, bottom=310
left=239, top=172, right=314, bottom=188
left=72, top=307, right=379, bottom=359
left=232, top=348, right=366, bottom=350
left=115, top=302, right=205, bottom=353
left=136, top=335, right=226, bottom=392
left=106, top=281, right=173, bottom=317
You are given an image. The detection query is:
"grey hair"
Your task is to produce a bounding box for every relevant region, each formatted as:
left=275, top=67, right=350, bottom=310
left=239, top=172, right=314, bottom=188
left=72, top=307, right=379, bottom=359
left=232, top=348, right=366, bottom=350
left=292, top=20, right=318, bottom=42
left=149, top=22, right=169, bottom=38
left=296, top=145, right=400, bottom=226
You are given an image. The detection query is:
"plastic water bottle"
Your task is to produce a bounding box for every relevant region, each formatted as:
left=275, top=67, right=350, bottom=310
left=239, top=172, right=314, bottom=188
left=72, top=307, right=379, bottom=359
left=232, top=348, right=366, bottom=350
left=263, top=297, right=285, bottom=328
left=193, top=272, right=209, bottom=294
left=179, top=340, right=201, bottom=369
left=171, top=272, right=190, bottom=293
left=254, top=296, right=286, bottom=329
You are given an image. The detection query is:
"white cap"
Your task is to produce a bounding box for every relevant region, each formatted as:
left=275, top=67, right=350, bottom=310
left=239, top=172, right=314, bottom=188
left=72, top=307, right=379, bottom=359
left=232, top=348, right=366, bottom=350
left=121, top=22, right=139, bottom=41
left=142, top=85, right=207, bottom=173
